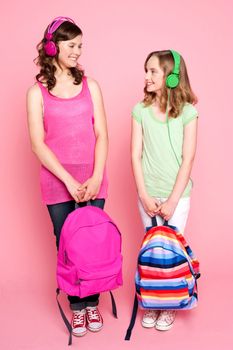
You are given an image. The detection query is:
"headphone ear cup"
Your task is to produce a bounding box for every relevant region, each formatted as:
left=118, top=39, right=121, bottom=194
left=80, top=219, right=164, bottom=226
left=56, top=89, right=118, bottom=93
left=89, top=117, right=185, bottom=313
left=166, top=73, right=179, bottom=88
left=44, top=40, right=57, bottom=56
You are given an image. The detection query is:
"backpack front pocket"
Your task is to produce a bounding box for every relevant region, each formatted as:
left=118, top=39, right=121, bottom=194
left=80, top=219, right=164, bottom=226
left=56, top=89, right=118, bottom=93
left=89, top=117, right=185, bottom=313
left=75, top=255, right=123, bottom=297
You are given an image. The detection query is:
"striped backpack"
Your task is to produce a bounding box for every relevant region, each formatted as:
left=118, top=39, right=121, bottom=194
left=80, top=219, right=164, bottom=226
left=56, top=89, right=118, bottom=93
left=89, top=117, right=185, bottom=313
left=125, top=217, right=200, bottom=340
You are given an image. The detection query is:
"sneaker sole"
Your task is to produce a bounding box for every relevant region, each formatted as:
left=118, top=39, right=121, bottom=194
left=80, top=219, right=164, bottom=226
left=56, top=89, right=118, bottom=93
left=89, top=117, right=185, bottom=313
left=155, top=323, right=174, bottom=331
left=142, top=321, right=156, bottom=328
left=87, top=325, right=103, bottom=332
left=72, top=329, right=88, bottom=337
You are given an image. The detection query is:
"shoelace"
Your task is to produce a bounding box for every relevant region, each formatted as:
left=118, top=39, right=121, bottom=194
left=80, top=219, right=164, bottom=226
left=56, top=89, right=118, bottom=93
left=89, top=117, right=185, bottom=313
left=144, top=310, right=156, bottom=318
left=73, top=312, right=85, bottom=326
left=158, top=310, right=176, bottom=323
left=86, top=308, right=101, bottom=321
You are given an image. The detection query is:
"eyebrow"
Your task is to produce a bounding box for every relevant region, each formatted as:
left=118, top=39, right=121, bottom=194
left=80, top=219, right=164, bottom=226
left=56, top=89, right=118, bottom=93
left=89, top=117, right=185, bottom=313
left=69, top=43, right=82, bottom=46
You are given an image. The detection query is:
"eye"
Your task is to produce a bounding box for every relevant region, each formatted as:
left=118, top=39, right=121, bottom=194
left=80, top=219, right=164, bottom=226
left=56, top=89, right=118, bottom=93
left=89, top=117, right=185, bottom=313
left=69, top=45, right=75, bottom=48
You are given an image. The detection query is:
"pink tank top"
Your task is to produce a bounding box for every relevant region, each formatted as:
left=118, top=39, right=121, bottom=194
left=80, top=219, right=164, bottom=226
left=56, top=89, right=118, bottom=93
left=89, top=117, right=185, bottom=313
left=37, top=76, right=108, bottom=204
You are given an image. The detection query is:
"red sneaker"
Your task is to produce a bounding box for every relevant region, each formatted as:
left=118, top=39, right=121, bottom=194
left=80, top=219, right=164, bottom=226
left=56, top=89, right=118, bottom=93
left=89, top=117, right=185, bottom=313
left=86, top=307, right=103, bottom=332
left=71, top=309, right=87, bottom=337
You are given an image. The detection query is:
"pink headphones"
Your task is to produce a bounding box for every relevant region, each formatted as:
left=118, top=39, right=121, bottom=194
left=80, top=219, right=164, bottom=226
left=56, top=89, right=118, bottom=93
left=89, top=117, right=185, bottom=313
left=44, top=16, right=75, bottom=57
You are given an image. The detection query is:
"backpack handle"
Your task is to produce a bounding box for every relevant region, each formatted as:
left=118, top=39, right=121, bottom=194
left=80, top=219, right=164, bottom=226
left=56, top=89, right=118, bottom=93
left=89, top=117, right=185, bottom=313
left=152, top=216, right=168, bottom=227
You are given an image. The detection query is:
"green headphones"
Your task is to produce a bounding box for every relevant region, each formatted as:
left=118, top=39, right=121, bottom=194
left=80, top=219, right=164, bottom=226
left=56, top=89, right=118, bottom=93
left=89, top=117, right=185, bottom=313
left=166, top=50, right=181, bottom=89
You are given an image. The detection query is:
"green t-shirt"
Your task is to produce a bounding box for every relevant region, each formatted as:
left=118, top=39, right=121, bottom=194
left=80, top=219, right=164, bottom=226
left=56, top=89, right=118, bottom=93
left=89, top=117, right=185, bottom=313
left=132, top=102, right=198, bottom=198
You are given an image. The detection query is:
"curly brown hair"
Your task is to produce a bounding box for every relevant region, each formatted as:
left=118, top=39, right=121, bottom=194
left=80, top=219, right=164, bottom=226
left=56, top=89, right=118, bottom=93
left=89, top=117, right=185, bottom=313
left=34, top=21, right=84, bottom=91
left=143, top=50, right=198, bottom=118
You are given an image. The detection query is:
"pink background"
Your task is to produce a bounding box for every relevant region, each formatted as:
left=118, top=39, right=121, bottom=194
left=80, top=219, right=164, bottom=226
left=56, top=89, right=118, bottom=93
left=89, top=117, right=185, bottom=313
left=0, top=1, right=232, bottom=349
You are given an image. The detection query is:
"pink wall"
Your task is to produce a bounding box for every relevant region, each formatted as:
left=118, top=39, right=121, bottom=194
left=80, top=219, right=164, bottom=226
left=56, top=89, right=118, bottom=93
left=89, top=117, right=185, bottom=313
left=0, top=1, right=232, bottom=349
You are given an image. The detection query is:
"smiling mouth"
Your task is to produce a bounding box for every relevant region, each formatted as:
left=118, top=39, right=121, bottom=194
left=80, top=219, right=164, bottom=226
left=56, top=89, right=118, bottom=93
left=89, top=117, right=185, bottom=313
left=69, top=56, right=78, bottom=61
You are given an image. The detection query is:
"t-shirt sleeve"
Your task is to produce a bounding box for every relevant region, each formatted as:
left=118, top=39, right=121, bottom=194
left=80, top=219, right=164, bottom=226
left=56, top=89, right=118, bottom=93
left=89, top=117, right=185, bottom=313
left=132, top=103, right=142, bottom=124
left=182, top=103, right=198, bottom=126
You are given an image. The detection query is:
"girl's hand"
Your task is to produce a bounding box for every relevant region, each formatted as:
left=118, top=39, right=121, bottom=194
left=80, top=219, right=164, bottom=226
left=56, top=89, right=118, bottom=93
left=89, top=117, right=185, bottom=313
left=78, top=176, right=102, bottom=202
left=156, top=199, right=177, bottom=221
left=140, top=195, right=161, bottom=217
left=65, top=178, right=86, bottom=202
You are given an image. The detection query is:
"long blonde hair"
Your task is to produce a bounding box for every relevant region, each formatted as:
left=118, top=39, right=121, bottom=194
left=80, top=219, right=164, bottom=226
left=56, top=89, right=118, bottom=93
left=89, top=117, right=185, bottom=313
left=143, top=50, right=198, bottom=118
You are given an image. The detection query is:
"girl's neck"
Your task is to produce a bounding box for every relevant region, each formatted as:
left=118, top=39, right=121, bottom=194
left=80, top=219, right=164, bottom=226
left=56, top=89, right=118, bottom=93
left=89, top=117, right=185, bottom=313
left=53, top=62, right=72, bottom=81
left=55, top=70, right=72, bottom=80
left=153, top=95, right=161, bottom=107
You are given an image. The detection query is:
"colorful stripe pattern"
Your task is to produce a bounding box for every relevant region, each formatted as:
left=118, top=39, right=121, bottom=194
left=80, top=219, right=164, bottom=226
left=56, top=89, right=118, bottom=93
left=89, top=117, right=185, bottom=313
left=135, top=225, right=200, bottom=310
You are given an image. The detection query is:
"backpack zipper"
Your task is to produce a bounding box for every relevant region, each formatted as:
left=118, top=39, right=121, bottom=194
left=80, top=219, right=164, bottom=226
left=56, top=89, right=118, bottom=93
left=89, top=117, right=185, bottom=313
left=64, top=251, right=68, bottom=264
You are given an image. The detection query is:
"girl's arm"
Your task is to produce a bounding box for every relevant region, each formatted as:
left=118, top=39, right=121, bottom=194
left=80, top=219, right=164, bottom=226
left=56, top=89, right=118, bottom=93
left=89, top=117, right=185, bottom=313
left=131, top=118, right=160, bottom=217
left=157, top=118, right=198, bottom=220
left=26, top=84, right=85, bottom=202
left=78, top=78, right=108, bottom=201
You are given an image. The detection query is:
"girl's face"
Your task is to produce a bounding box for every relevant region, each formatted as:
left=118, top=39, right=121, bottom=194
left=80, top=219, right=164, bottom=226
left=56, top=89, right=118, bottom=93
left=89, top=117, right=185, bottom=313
left=57, top=34, right=83, bottom=68
left=145, top=55, right=164, bottom=93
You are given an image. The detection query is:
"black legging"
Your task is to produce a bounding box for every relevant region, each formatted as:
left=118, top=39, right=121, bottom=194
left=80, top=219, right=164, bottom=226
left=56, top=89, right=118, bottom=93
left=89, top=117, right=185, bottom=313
left=47, top=198, right=105, bottom=311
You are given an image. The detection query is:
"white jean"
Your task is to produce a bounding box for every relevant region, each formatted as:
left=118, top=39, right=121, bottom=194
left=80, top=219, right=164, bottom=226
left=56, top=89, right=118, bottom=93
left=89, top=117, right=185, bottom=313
left=138, top=197, right=191, bottom=234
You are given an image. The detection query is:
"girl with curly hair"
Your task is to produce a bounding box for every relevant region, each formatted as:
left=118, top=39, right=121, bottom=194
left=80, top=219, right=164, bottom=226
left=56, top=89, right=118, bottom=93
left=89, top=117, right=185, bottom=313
left=27, top=16, right=108, bottom=337
left=131, top=50, right=198, bottom=331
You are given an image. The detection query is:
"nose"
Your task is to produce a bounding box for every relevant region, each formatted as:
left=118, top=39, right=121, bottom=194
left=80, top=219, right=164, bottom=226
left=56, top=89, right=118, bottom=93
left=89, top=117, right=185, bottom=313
left=145, top=71, right=151, bottom=80
left=74, top=46, right=81, bottom=55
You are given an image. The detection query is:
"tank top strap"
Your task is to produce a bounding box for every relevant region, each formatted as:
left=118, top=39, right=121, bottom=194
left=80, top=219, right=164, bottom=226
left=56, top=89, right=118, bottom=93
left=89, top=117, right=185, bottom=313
left=36, top=80, right=50, bottom=100
left=82, top=75, right=88, bottom=92
left=82, top=76, right=93, bottom=102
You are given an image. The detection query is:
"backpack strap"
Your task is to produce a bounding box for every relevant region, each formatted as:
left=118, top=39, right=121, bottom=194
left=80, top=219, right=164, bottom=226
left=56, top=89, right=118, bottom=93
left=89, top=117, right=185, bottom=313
left=194, top=277, right=198, bottom=300
left=56, top=289, right=72, bottom=346
left=109, top=291, right=118, bottom=318
left=56, top=289, right=117, bottom=345
left=152, top=216, right=168, bottom=227
left=152, top=216, right=157, bottom=227
left=124, top=293, right=138, bottom=341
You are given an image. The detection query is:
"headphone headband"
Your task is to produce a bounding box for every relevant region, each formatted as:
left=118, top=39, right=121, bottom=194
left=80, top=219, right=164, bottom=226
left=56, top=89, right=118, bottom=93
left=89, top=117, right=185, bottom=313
left=170, top=50, right=180, bottom=75
left=47, top=16, right=75, bottom=36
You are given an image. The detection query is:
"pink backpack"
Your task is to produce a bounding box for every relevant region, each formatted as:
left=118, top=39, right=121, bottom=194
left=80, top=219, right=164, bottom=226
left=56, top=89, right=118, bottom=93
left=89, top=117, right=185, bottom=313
left=56, top=206, right=123, bottom=344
